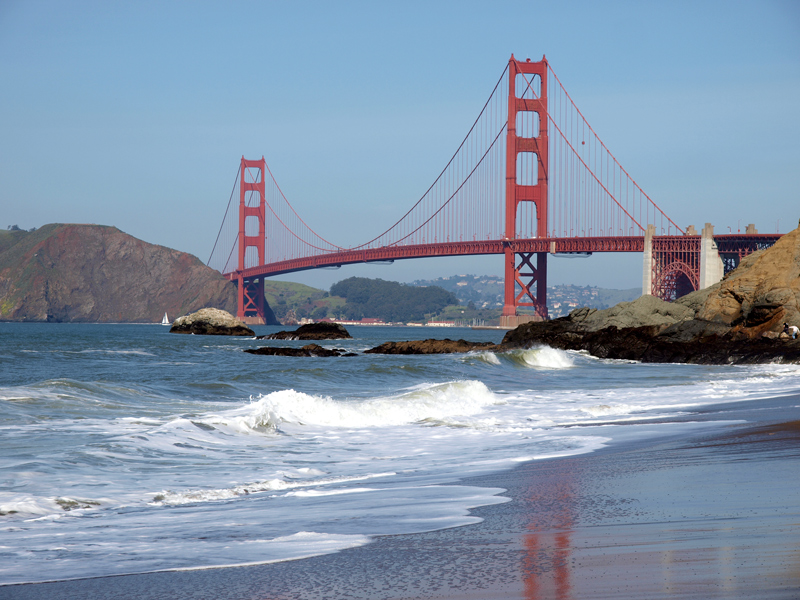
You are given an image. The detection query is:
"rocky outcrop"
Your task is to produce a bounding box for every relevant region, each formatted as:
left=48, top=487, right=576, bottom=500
left=0, top=224, right=277, bottom=323
left=503, top=319, right=800, bottom=364
left=170, top=308, right=254, bottom=336
left=502, top=221, right=800, bottom=364
left=244, top=344, right=355, bottom=357
left=563, top=294, right=695, bottom=331
left=365, top=339, right=499, bottom=355
left=260, top=322, right=352, bottom=340
left=695, top=230, right=800, bottom=335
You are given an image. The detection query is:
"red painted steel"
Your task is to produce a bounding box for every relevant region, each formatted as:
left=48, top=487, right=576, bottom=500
left=503, top=56, right=549, bottom=319
left=226, top=237, right=648, bottom=282
left=237, top=157, right=267, bottom=322
left=651, top=236, right=700, bottom=301
left=212, top=58, right=784, bottom=319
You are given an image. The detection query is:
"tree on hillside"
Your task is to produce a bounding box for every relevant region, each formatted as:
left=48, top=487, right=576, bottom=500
left=330, top=277, right=458, bottom=322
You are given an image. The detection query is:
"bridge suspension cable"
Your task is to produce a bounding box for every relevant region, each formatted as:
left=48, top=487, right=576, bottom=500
left=350, top=65, right=511, bottom=250
left=208, top=57, right=685, bottom=278
left=537, top=61, right=683, bottom=238
left=207, top=165, right=242, bottom=273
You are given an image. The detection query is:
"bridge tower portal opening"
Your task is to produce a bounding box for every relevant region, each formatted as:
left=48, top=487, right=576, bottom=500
left=503, top=55, right=549, bottom=324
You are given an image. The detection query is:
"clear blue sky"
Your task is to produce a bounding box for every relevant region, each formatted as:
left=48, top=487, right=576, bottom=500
left=1, top=1, right=798, bottom=290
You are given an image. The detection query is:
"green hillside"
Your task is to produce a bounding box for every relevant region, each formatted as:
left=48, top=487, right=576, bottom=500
left=264, top=278, right=464, bottom=324
left=263, top=280, right=344, bottom=322
left=330, top=277, right=458, bottom=322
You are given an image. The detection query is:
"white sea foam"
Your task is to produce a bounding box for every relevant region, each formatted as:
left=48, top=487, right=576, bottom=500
left=202, top=380, right=501, bottom=432
left=0, top=494, right=105, bottom=519
left=468, top=346, right=574, bottom=369
left=512, top=346, right=575, bottom=369
left=473, top=351, right=501, bottom=365
left=285, top=487, right=376, bottom=497
left=168, top=532, right=373, bottom=572
left=582, top=403, right=644, bottom=417
left=507, top=346, right=575, bottom=369
left=151, top=472, right=394, bottom=506
left=0, top=495, right=58, bottom=517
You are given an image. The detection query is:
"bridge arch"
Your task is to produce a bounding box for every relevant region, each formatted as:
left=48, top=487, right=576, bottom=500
left=653, top=261, right=698, bottom=302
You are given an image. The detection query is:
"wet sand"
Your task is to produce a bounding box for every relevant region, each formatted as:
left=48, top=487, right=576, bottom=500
left=4, top=394, right=800, bottom=600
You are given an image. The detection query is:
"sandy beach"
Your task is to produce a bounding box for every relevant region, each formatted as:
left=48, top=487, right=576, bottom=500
left=4, top=393, right=799, bottom=600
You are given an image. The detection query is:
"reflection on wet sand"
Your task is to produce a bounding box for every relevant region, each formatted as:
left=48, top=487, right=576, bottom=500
left=516, top=420, right=800, bottom=599
left=522, top=470, right=574, bottom=600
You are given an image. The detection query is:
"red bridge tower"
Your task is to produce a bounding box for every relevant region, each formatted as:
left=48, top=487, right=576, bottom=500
left=236, top=156, right=268, bottom=324
left=503, top=55, right=549, bottom=325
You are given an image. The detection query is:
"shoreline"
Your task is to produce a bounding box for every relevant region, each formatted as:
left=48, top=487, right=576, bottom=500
left=4, top=393, right=800, bottom=600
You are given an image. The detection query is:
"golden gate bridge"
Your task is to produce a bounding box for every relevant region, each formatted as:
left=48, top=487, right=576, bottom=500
left=208, top=55, right=779, bottom=326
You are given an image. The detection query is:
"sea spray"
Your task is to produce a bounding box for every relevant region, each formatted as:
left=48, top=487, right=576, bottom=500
left=209, top=380, right=501, bottom=431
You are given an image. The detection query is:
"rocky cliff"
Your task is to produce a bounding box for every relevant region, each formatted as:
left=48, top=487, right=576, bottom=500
left=0, top=224, right=245, bottom=323
left=695, top=226, right=800, bottom=334
left=502, top=221, right=800, bottom=364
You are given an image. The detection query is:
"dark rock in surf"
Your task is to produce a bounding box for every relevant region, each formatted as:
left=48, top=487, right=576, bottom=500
left=169, top=308, right=255, bottom=336
left=365, top=338, right=499, bottom=355
left=244, top=343, right=354, bottom=357
left=503, top=318, right=800, bottom=364
left=259, top=322, right=352, bottom=340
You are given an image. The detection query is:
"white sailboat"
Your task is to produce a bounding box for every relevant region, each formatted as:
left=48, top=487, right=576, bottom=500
left=161, top=312, right=170, bottom=326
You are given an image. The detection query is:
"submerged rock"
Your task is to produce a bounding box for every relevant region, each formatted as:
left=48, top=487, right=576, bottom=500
left=365, top=338, right=499, bottom=355
left=260, top=322, right=352, bottom=340
left=244, top=344, right=355, bottom=357
left=169, top=308, right=254, bottom=336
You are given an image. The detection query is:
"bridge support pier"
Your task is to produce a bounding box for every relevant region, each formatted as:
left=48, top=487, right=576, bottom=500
left=237, top=275, right=267, bottom=325
left=502, top=248, right=547, bottom=327
left=642, top=225, right=656, bottom=296
left=699, top=223, right=724, bottom=289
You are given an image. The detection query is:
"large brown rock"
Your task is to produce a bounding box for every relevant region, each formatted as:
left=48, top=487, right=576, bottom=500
left=568, top=293, right=694, bottom=331
left=696, top=224, right=800, bottom=336
left=502, top=293, right=694, bottom=348
left=170, top=308, right=254, bottom=336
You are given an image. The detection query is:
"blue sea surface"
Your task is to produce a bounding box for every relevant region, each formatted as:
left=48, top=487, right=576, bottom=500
left=1, top=322, right=799, bottom=584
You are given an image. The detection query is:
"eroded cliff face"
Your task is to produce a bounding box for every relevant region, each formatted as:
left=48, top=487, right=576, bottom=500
left=696, top=224, right=800, bottom=335
left=0, top=224, right=246, bottom=323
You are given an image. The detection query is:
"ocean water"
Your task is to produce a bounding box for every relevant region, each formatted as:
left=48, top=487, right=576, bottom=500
left=1, top=322, right=799, bottom=585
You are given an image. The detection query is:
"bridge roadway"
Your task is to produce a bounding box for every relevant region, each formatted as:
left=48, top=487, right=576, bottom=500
left=226, top=236, right=647, bottom=281
left=226, top=232, right=781, bottom=282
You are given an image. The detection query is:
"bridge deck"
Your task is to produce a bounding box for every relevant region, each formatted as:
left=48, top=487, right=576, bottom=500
left=225, top=234, right=781, bottom=281
left=225, top=236, right=645, bottom=280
